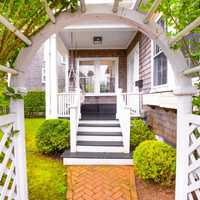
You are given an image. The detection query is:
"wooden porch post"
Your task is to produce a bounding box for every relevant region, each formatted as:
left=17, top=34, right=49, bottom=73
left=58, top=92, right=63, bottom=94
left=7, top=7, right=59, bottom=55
left=45, top=34, right=58, bottom=119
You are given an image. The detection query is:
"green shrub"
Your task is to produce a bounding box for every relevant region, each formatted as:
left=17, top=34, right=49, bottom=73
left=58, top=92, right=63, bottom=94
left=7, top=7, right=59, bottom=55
left=134, top=140, right=176, bottom=186
left=24, top=91, right=45, bottom=117
left=0, top=82, right=9, bottom=115
left=130, top=119, right=155, bottom=150
left=36, top=119, right=70, bottom=154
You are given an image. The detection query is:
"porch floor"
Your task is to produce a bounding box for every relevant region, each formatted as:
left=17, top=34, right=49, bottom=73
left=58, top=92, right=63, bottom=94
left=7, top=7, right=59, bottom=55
left=67, top=165, right=138, bottom=200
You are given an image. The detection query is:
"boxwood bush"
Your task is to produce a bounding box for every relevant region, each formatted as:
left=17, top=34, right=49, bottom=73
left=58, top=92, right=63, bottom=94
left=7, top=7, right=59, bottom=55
left=134, top=140, right=176, bottom=186
left=24, top=91, right=45, bottom=118
left=36, top=119, right=70, bottom=154
left=130, top=119, right=155, bottom=150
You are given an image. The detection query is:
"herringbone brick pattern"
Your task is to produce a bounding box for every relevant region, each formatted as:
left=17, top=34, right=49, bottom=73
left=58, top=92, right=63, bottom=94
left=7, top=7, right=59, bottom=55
left=67, top=166, right=138, bottom=200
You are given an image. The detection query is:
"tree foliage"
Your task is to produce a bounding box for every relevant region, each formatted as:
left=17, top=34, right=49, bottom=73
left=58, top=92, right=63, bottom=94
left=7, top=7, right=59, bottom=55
left=139, top=0, right=200, bottom=66
left=0, top=0, right=78, bottom=66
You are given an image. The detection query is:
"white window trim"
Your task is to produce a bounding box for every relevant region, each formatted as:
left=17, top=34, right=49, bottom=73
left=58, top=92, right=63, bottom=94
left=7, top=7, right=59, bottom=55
left=77, top=57, right=119, bottom=95
left=127, top=42, right=139, bottom=93
left=150, top=41, right=174, bottom=93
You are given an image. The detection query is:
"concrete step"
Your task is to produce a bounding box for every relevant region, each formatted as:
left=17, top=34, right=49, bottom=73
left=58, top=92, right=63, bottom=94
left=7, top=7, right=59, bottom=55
left=76, top=141, right=124, bottom=153
left=63, top=151, right=133, bottom=165
left=77, top=135, right=123, bottom=142
left=77, top=131, right=122, bottom=136
left=78, top=126, right=121, bottom=133
left=79, top=120, right=119, bottom=125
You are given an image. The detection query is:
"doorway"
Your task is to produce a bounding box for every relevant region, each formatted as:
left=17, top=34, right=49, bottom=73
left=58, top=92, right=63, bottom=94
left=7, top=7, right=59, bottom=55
left=77, top=57, right=118, bottom=119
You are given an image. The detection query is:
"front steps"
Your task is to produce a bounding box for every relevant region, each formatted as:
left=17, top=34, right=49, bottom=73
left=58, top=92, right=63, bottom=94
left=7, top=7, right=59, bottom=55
left=63, top=119, right=132, bottom=165
left=63, top=151, right=132, bottom=165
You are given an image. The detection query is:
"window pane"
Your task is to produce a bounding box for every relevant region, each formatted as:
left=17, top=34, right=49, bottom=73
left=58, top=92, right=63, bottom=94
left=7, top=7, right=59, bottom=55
left=153, top=52, right=167, bottom=86
left=99, top=60, right=115, bottom=93
left=79, top=61, right=95, bottom=93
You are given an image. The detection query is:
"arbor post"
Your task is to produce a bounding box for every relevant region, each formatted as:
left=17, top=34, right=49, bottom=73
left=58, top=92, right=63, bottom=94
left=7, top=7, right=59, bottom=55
left=175, top=95, right=192, bottom=200
left=10, top=99, right=28, bottom=200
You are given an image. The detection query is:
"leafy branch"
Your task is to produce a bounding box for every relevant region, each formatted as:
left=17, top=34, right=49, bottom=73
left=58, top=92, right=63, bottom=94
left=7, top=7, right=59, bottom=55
left=3, top=86, right=24, bottom=99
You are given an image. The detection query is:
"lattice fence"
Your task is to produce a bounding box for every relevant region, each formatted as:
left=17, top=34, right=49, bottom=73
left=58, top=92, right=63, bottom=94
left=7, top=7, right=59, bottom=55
left=187, top=114, right=200, bottom=200
left=0, top=114, right=18, bottom=200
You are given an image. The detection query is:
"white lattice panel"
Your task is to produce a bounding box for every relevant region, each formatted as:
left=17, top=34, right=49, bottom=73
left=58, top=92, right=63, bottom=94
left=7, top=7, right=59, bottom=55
left=0, top=114, right=17, bottom=200
left=187, top=114, right=200, bottom=200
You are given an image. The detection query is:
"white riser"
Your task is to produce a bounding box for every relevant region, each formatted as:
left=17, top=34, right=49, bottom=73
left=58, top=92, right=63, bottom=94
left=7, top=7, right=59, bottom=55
left=77, top=146, right=124, bottom=153
left=78, top=127, right=121, bottom=132
left=79, top=120, right=119, bottom=125
left=63, top=158, right=133, bottom=165
left=77, top=135, right=123, bottom=142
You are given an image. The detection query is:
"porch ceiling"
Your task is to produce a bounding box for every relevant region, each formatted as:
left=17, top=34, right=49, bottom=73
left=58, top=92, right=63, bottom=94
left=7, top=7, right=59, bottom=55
left=59, top=27, right=137, bottom=50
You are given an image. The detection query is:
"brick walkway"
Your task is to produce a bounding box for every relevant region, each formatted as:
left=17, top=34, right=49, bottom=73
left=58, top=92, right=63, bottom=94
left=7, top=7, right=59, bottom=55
left=67, top=166, right=138, bottom=200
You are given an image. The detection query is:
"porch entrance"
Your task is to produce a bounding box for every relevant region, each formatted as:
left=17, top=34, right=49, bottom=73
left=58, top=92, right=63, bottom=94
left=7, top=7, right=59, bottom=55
left=78, top=58, right=118, bottom=120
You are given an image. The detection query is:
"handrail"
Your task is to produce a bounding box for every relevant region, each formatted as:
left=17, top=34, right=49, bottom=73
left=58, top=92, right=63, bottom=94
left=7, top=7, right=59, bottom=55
left=116, top=89, right=131, bottom=153
left=57, top=92, right=82, bottom=117
left=69, top=90, right=81, bottom=152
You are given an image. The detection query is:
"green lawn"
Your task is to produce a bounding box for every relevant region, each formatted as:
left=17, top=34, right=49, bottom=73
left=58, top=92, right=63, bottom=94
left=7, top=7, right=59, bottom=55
left=25, top=118, right=66, bottom=200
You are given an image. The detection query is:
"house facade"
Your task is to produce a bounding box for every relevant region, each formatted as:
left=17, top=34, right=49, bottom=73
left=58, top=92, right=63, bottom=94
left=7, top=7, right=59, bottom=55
left=26, top=30, right=177, bottom=146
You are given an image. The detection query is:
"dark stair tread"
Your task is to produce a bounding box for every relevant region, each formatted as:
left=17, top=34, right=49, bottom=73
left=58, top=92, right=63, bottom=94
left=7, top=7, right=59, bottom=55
left=77, top=132, right=122, bottom=136
left=77, top=141, right=123, bottom=146
left=62, top=151, right=131, bottom=159
left=79, top=124, right=120, bottom=127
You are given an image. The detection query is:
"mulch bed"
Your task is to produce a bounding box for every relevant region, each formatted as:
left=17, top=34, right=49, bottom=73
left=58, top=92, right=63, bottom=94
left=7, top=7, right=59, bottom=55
left=135, top=175, right=175, bottom=200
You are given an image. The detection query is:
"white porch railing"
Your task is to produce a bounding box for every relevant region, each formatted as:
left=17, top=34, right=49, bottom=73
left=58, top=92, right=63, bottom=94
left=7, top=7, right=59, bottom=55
left=57, top=92, right=80, bottom=117
left=0, top=113, right=27, bottom=199
left=181, top=114, right=200, bottom=200
left=122, top=92, right=140, bottom=117
left=116, top=89, right=131, bottom=153
left=69, top=92, right=81, bottom=152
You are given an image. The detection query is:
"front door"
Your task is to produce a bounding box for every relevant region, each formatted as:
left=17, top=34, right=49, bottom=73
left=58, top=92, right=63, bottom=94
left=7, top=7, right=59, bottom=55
left=78, top=58, right=118, bottom=94
left=78, top=58, right=118, bottom=119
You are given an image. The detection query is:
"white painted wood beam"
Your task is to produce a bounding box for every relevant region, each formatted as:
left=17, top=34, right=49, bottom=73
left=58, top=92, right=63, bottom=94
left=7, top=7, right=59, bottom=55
left=0, top=64, right=18, bottom=75
left=41, top=0, right=56, bottom=24
left=80, top=0, right=86, bottom=13
left=113, top=0, right=120, bottom=13
left=132, top=0, right=142, bottom=10
left=143, top=0, right=162, bottom=24
left=183, top=65, right=200, bottom=77
left=0, top=15, right=31, bottom=46
left=169, top=16, right=200, bottom=46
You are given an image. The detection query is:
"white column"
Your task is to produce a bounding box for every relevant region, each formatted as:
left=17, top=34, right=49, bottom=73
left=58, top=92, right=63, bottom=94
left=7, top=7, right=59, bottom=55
left=175, top=95, right=192, bottom=200
left=45, top=34, right=58, bottom=119
left=65, top=54, right=69, bottom=93
left=10, top=99, right=28, bottom=200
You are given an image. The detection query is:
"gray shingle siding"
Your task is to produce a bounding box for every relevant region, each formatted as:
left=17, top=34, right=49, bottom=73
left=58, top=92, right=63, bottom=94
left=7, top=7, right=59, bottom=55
left=25, top=45, right=66, bottom=92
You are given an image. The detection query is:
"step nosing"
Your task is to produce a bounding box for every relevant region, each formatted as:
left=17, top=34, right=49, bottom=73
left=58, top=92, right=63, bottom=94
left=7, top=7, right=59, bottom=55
left=77, top=141, right=123, bottom=147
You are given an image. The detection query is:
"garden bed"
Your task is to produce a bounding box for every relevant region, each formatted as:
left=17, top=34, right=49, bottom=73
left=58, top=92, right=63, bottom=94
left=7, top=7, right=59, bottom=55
left=135, top=175, right=175, bottom=200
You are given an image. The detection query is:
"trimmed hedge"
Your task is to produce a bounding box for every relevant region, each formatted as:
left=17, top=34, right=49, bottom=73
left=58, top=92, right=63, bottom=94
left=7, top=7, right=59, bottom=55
left=134, top=140, right=176, bottom=186
left=36, top=119, right=70, bottom=154
left=130, top=119, right=155, bottom=150
left=24, top=91, right=45, bottom=117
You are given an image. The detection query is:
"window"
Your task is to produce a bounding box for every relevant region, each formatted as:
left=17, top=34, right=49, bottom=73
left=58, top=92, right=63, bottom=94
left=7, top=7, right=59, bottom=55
left=41, top=61, right=46, bottom=83
left=153, top=18, right=168, bottom=87
left=153, top=49, right=167, bottom=86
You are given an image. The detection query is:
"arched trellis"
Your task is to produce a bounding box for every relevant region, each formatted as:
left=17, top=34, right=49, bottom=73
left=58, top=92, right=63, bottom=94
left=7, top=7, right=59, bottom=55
left=13, top=4, right=194, bottom=94
left=1, top=2, right=200, bottom=200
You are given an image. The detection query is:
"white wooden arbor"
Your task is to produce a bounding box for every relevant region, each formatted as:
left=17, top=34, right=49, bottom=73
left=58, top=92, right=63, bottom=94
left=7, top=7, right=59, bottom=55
left=1, top=1, right=200, bottom=200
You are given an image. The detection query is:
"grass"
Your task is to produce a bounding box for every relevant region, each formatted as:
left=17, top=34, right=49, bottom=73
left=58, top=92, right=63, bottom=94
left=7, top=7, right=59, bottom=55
left=25, top=118, right=67, bottom=200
